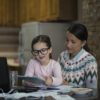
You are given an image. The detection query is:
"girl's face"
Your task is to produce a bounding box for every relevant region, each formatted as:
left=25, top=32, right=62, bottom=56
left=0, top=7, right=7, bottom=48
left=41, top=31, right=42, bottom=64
left=66, top=31, right=86, bottom=56
left=32, top=42, right=52, bottom=65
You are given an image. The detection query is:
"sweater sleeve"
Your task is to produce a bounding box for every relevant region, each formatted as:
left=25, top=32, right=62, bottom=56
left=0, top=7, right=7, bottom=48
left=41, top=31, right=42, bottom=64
left=52, top=62, right=63, bottom=86
left=25, top=59, right=34, bottom=77
left=85, top=57, right=98, bottom=89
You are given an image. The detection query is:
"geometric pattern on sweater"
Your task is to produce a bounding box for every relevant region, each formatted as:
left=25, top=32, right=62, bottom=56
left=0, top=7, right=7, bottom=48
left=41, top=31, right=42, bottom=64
left=58, top=49, right=98, bottom=88
left=62, top=55, right=96, bottom=72
left=62, top=57, right=97, bottom=86
left=86, top=70, right=97, bottom=79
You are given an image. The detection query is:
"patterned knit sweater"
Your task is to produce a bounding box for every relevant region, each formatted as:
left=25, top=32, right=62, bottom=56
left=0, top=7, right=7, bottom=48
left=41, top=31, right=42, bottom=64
left=58, top=49, right=97, bottom=89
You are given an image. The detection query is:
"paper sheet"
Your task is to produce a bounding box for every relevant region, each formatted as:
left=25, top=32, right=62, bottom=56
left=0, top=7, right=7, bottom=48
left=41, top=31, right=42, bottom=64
left=0, top=85, right=75, bottom=100
left=0, top=89, right=75, bottom=100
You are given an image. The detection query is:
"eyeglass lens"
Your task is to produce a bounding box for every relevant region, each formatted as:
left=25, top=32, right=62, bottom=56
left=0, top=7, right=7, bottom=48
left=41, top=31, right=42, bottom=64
left=32, top=48, right=49, bottom=55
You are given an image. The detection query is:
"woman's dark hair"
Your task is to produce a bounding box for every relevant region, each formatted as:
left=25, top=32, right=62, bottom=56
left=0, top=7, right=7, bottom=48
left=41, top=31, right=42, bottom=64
left=31, top=35, right=52, bottom=58
left=67, top=23, right=91, bottom=53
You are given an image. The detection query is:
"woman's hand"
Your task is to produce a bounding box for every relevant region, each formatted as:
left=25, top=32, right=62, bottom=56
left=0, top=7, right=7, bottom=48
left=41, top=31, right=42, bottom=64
left=45, top=76, right=53, bottom=86
left=62, top=80, right=68, bottom=85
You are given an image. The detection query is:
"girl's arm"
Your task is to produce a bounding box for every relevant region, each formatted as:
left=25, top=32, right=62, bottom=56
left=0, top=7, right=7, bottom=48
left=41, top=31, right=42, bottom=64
left=25, top=59, right=34, bottom=76
left=51, top=62, right=63, bottom=86
left=23, top=59, right=35, bottom=87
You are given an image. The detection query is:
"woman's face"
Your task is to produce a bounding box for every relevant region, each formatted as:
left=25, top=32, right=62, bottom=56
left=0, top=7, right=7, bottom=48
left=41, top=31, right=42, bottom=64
left=32, top=42, right=52, bottom=65
left=66, top=31, right=86, bottom=55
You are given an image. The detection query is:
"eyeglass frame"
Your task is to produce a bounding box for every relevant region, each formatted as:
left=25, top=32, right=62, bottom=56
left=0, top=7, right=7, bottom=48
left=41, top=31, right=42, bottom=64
left=31, top=48, right=49, bottom=56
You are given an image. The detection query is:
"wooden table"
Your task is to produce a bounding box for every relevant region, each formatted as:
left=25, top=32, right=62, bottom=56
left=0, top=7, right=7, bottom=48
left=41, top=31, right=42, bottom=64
left=0, top=90, right=98, bottom=100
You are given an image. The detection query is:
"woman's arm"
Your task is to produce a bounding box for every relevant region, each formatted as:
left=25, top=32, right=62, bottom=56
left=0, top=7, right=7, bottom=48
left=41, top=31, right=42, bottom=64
left=85, top=57, right=98, bottom=89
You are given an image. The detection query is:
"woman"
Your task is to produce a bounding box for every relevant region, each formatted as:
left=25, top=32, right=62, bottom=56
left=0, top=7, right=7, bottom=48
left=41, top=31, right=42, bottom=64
left=24, top=35, right=62, bottom=87
left=58, top=23, right=97, bottom=89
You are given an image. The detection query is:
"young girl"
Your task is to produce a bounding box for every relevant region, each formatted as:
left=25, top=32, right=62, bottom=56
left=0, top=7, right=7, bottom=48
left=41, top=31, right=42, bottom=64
left=24, top=35, right=62, bottom=87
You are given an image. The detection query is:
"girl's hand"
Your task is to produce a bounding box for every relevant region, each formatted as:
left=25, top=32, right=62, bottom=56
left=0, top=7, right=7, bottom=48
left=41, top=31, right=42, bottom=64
left=23, top=80, right=36, bottom=87
left=45, top=76, right=53, bottom=86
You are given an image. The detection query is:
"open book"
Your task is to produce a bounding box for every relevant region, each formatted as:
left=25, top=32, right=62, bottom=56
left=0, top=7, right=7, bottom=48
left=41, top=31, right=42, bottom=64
left=17, top=75, right=60, bottom=91
left=18, top=75, right=45, bottom=85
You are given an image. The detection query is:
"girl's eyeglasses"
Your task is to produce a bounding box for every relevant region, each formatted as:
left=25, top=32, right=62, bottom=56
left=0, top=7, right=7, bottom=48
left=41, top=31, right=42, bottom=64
left=31, top=48, right=49, bottom=56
